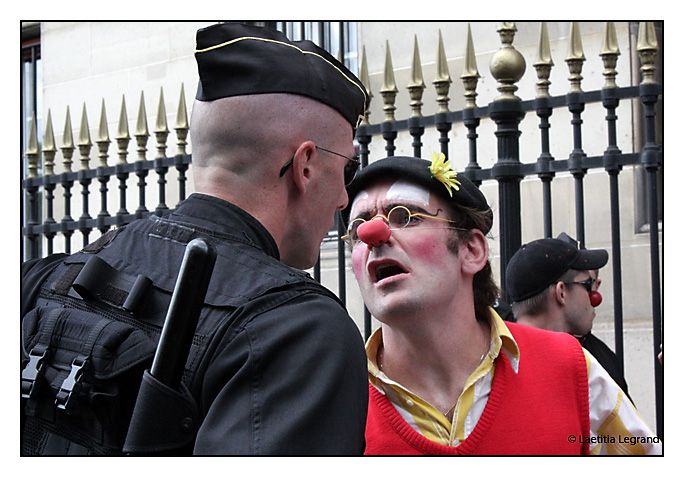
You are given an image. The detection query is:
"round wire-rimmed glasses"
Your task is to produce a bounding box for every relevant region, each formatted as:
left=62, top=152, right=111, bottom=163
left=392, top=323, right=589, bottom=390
left=341, top=205, right=467, bottom=245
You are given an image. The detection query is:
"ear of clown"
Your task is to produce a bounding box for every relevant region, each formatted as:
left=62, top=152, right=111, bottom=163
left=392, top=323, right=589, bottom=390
left=461, top=229, right=489, bottom=274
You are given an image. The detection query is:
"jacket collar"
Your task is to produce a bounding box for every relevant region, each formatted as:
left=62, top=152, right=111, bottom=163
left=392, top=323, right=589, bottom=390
left=170, top=193, right=280, bottom=260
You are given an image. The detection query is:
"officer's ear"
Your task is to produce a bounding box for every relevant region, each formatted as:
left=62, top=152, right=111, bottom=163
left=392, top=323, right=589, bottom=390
left=290, top=141, right=316, bottom=194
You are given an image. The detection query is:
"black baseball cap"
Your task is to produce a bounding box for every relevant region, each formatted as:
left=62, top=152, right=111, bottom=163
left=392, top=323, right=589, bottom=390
left=194, top=22, right=368, bottom=130
left=343, top=156, right=493, bottom=232
left=557, top=232, right=580, bottom=248
left=506, top=238, right=609, bottom=302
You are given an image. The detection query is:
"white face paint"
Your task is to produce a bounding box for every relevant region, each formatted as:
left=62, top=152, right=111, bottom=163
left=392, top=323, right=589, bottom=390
left=385, top=180, right=430, bottom=207
left=350, top=191, right=369, bottom=219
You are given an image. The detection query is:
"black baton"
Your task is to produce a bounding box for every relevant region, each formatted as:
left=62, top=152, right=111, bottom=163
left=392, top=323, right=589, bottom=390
left=123, top=238, right=216, bottom=454
left=150, top=237, right=217, bottom=389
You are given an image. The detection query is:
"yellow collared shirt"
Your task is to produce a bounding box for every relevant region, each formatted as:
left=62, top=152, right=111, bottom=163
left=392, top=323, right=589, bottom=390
left=366, top=308, right=662, bottom=455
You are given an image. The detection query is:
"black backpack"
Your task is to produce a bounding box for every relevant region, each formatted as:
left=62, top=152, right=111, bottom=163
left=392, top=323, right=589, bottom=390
left=21, top=238, right=213, bottom=455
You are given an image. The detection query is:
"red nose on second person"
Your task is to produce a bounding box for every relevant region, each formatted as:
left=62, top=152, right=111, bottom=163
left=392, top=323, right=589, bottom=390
left=357, top=219, right=391, bottom=247
left=589, top=291, right=602, bottom=307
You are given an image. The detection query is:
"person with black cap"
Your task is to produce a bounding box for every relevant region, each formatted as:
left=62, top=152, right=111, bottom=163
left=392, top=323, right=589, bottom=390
left=343, top=153, right=661, bottom=455
left=554, top=232, right=631, bottom=399
left=506, top=236, right=658, bottom=454
left=21, top=22, right=369, bottom=455
left=506, top=236, right=609, bottom=337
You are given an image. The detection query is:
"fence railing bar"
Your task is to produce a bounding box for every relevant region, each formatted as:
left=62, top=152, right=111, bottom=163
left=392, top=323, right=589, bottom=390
left=601, top=86, right=626, bottom=374
left=452, top=153, right=642, bottom=183
left=60, top=174, right=74, bottom=254
left=463, top=108, right=482, bottom=186
left=360, top=85, right=647, bottom=137
left=96, top=168, right=111, bottom=234
left=639, top=80, right=663, bottom=438
left=22, top=155, right=192, bottom=189
left=336, top=212, right=347, bottom=306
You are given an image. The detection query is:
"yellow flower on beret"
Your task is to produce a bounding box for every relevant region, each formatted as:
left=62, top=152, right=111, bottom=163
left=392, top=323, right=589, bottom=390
left=429, top=152, right=461, bottom=197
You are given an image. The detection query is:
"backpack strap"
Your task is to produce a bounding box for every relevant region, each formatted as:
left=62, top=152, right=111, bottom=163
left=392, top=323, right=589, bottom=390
left=54, top=316, right=111, bottom=413
left=21, top=309, right=61, bottom=400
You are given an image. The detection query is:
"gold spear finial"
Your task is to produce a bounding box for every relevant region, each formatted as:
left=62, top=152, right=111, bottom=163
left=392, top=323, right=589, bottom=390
left=407, top=35, right=426, bottom=118
left=155, top=87, right=169, bottom=159
left=533, top=22, right=554, bottom=98
left=461, top=23, right=481, bottom=108
left=116, top=95, right=130, bottom=165
left=78, top=103, right=92, bottom=170
left=96, top=98, right=110, bottom=168
left=61, top=106, right=74, bottom=173
left=637, top=22, right=658, bottom=85
left=600, top=22, right=621, bottom=89
left=26, top=112, right=39, bottom=178
left=136, top=91, right=149, bottom=137
left=43, top=110, right=56, bottom=176
left=359, top=45, right=372, bottom=125
left=380, top=40, right=398, bottom=122
left=434, top=29, right=452, bottom=113
left=155, top=87, right=169, bottom=134
left=565, top=22, right=586, bottom=93
left=175, top=83, right=189, bottom=155
left=117, top=95, right=130, bottom=140
left=135, top=91, right=149, bottom=162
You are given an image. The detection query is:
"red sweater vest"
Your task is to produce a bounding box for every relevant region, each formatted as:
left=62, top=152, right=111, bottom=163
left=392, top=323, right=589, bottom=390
left=365, top=322, right=590, bottom=455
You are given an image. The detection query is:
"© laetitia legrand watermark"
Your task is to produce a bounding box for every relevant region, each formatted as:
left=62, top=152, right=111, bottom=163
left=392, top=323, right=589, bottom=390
left=567, top=434, right=661, bottom=446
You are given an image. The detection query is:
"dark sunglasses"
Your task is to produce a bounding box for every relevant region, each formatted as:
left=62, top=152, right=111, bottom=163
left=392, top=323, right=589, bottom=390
left=562, top=277, right=596, bottom=294
left=278, top=145, right=360, bottom=185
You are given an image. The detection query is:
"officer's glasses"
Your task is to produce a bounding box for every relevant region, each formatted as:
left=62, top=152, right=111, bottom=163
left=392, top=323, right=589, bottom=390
left=342, top=205, right=466, bottom=245
left=278, top=146, right=360, bottom=186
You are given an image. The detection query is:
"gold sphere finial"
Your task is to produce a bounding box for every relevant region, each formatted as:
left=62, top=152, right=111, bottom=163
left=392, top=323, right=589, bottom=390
left=489, top=22, right=526, bottom=101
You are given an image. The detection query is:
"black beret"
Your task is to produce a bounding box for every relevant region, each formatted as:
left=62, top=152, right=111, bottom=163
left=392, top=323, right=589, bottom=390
left=505, top=238, right=609, bottom=303
left=194, top=22, right=368, bottom=129
left=343, top=155, right=493, bottom=232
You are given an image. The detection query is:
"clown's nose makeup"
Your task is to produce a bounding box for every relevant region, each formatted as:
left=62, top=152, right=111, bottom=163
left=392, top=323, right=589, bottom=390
left=357, top=219, right=391, bottom=247
left=589, top=290, right=602, bottom=307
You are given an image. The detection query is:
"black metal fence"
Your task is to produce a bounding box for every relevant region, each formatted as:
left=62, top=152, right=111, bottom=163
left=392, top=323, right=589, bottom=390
left=21, top=21, right=663, bottom=437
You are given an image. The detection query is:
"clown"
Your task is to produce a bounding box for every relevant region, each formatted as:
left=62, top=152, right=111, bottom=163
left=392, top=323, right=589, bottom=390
left=343, top=154, right=660, bottom=455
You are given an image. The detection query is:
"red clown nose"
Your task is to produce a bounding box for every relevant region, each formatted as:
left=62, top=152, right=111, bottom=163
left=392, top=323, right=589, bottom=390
left=589, top=291, right=602, bottom=307
left=357, top=219, right=391, bottom=247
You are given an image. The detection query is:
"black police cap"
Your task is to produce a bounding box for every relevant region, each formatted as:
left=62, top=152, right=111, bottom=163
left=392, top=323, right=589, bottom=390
left=506, top=238, right=609, bottom=303
left=194, top=22, right=368, bottom=130
left=343, top=155, right=493, bottom=232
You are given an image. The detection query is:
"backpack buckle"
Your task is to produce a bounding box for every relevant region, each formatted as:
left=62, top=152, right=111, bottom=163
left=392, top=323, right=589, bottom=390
left=55, top=355, right=87, bottom=412
left=21, top=346, right=49, bottom=399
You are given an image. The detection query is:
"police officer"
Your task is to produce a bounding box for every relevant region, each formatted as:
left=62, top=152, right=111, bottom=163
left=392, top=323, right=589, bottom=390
left=21, top=22, right=369, bottom=455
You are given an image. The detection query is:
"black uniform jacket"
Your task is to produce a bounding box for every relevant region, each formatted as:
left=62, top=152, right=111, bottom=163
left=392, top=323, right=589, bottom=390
left=21, top=193, right=368, bottom=455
